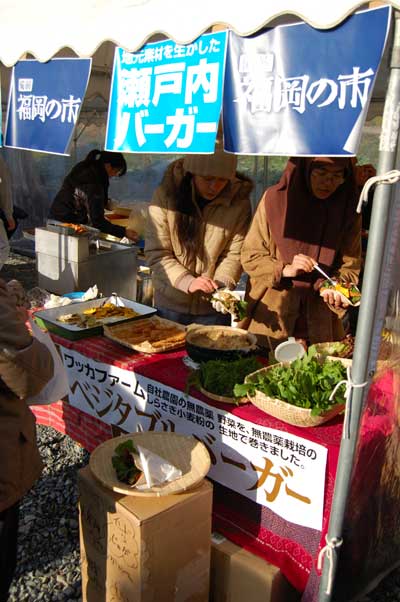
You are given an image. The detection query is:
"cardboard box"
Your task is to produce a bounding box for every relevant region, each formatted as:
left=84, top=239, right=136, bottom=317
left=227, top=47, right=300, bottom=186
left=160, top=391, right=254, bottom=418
left=78, top=466, right=212, bottom=602
left=210, top=533, right=300, bottom=602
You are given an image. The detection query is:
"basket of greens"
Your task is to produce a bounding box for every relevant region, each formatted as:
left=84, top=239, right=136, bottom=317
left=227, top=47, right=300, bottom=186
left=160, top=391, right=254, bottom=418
left=187, top=355, right=264, bottom=404
left=234, top=347, right=351, bottom=427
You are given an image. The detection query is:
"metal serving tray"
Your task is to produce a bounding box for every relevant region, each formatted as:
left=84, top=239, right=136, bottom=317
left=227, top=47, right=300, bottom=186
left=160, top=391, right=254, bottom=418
left=33, top=295, right=157, bottom=340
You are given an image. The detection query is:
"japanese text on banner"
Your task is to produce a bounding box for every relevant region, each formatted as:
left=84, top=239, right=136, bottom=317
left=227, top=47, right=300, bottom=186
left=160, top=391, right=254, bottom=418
left=62, top=347, right=327, bottom=531
left=223, top=6, right=390, bottom=155
left=105, top=31, right=227, bottom=154
left=4, top=58, right=92, bottom=155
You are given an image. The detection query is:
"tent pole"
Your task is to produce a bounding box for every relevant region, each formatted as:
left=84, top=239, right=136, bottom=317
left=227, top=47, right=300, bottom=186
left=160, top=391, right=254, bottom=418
left=319, top=11, right=400, bottom=601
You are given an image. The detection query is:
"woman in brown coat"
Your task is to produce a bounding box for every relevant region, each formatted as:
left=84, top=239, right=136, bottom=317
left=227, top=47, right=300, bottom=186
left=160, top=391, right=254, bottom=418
left=241, top=156, right=361, bottom=349
left=145, top=140, right=253, bottom=325
left=0, top=280, right=54, bottom=601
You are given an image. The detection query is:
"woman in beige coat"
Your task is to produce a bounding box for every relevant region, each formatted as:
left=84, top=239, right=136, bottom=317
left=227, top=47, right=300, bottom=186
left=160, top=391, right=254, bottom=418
left=145, top=141, right=253, bottom=325
left=241, top=156, right=361, bottom=349
left=0, top=280, right=54, bottom=601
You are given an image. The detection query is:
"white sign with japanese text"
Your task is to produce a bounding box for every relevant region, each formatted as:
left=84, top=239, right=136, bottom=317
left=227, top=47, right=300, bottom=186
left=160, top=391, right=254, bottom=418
left=62, top=347, right=327, bottom=530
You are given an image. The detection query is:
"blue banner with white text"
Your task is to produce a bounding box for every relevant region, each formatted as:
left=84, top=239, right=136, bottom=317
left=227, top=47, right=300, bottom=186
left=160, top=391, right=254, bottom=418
left=222, top=6, right=390, bottom=156
left=4, top=58, right=92, bottom=155
left=105, top=31, right=227, bottom=154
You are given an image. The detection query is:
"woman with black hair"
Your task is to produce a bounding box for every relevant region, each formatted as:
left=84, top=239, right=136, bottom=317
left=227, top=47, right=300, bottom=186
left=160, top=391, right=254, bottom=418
left=145, top=140, right=253, bottom=325
left=241, top=156, right=361, bottom=349
left=49, top=149, right=138, bottom=240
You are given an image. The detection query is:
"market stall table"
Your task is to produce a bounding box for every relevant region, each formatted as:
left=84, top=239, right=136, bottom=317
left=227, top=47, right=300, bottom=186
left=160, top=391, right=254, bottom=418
left=32, top=331, right=344, bottom=602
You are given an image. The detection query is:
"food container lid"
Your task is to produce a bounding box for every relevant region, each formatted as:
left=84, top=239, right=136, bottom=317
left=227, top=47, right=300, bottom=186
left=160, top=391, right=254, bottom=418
left=274, top=337, right=305, bottom=363
left=63, top=291, right=85, bottom=300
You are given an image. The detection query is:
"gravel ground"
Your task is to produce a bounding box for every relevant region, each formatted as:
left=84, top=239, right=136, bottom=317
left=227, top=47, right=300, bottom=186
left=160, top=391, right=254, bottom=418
left=8, top=425, right=89, bottom=602
left=1, top=249, right=38, bottom=291
left=2, top=248, right=400, bottom=602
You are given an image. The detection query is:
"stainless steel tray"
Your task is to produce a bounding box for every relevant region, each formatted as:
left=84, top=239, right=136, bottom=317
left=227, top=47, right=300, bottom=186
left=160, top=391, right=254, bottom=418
left=34, top=295, right=157, bottom=340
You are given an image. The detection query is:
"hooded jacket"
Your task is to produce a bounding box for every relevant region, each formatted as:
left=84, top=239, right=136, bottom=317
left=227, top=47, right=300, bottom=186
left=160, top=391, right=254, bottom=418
left=241, top=158, right=361, bottom=348
left=145, top=158, right=253, bottom=316
left=0, top=280, right=54, bottom=512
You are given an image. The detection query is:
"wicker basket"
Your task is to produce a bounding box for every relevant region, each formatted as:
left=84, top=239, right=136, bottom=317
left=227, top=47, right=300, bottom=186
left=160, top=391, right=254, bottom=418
left=89, top=432, right=211, bottom=496
left=244, top=357, right=351, bottom=428
left=197, top=384, right=247, bottom=405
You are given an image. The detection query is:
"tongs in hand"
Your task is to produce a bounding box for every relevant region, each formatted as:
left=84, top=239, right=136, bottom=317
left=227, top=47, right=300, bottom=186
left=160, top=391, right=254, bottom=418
left=313, top=263, right=336, bottom=287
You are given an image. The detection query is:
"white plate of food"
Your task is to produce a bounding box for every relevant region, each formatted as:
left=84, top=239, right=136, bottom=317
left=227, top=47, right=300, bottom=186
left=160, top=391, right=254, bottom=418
left=34, top=295, right=157, bottom=340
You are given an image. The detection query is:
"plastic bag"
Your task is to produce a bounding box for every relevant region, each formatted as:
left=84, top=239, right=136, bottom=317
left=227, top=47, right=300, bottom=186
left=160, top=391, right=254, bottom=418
left=135, top=444, right=182, bottom=489
left=26, top=319, right=70, bottom=405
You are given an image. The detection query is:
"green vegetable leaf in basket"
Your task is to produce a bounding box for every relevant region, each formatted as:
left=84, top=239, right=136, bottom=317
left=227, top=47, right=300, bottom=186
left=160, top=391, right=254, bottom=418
left=236, top=348, right=348, bottom=416
left=112, top=439, right=142, bottom=485
left=187, top=355, right=263, bottom=399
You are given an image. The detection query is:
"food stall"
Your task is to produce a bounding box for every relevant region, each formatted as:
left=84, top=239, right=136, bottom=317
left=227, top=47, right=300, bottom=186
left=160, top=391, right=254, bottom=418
left=27, top=296, right=398, bottom=602
left=1, top=2, right=400, bottom=602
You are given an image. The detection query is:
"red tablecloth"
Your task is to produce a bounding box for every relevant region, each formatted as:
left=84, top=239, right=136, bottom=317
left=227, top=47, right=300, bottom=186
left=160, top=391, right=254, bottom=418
left=50, top=333, right=343, bottom=599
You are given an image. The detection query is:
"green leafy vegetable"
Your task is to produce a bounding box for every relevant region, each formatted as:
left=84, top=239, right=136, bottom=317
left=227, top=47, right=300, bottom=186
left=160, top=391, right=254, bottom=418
left=187, top=355, right=263, bottom=399
left=112, top=439, right=142, bottom=485
left=234, top=346, right=347, bottom=416
left=235, top=300, right=249, bottom=321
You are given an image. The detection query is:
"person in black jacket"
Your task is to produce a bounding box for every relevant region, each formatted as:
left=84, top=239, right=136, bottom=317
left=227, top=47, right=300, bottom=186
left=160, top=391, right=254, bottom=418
left=49, top=150, right=138, bottom=240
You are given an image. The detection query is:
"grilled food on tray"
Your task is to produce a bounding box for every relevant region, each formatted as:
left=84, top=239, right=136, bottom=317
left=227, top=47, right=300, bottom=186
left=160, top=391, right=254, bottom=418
left=56, top=303, right=139, bottom=328
left=104, top=317, right=186, bottom=353
left=320, top=279, right=361, bottom=306
left=60, top=223, right=88, bottom=234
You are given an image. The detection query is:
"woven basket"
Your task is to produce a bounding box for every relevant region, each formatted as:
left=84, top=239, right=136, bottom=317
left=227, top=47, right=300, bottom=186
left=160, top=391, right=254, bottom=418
left=244, top=357, right=351, bottom=428
left=197, top=384, right=247, bottom=405
left=89, top=431, right=211, bottom=496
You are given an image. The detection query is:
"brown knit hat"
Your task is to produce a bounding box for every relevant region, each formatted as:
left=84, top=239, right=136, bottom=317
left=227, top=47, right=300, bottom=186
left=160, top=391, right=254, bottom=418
left=183, top=138, right=237, bottom=180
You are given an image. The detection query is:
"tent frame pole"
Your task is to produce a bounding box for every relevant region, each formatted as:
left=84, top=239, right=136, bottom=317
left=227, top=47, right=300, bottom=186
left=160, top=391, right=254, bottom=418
left=319, top=10, right=400, bottom=601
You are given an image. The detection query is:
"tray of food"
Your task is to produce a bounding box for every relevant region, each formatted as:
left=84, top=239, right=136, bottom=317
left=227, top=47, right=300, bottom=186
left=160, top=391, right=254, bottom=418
left=33, top=295, right=157, bottom=340
left=46, top=219, right=100, bottom=237
left=103, top=316, right=186, bottom=353
left=185, top=324, right=257, bottom=363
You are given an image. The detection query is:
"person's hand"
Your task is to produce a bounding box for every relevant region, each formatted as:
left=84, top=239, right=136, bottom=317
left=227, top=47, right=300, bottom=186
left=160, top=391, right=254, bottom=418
left=125, top=228, right=139, bottom=242
left=282, top=254, right=315, bottom=278
left=6, top=216, right=16, bottom=231
left=188, top=276, right=219, bottom=294
left=16, top=306, right=29, bottom=323
left=320, top=288, right=349, bottom=309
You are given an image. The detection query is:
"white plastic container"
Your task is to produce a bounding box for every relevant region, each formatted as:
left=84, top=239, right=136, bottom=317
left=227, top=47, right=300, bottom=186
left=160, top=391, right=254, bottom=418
left=274, top=337, right=305, bottom=364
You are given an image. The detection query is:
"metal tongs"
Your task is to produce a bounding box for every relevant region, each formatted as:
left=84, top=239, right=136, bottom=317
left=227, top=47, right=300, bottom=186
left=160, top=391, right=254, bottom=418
left=313, top=263, right=337, bottom=287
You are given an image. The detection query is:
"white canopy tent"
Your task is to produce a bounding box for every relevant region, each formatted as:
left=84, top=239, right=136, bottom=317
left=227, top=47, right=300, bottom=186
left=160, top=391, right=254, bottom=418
left=0, top=0, right=393, bottom=67
left=1, top=2, right=399, bottom=601
left=0, top=1, right=393, bottom=117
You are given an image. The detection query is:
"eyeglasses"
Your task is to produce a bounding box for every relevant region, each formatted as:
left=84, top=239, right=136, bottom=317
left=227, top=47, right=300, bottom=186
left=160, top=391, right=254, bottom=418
left=311, top=168, right=345, bottom=185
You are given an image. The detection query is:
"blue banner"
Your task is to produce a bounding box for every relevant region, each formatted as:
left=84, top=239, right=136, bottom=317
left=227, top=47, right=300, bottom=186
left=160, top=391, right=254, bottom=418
left=105, top=31, right=227, bottom=154
left=222, top=6, right=390, bottom=156
left=4, top=58, right=92, bottom=155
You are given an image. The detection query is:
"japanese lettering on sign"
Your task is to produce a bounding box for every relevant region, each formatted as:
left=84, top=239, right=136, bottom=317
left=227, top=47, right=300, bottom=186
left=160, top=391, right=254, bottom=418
left=223, top=6, right=390, bottom=155
left=4, top=58, right=92, bottom=155
left=105, top=31, right=227, bottom=154
left=62, top=346, right=327, bottom=530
